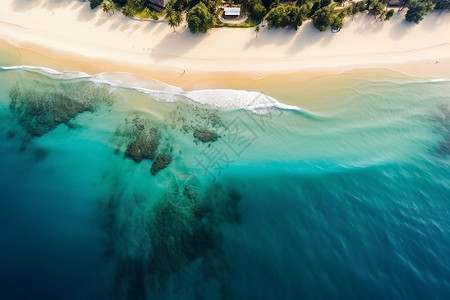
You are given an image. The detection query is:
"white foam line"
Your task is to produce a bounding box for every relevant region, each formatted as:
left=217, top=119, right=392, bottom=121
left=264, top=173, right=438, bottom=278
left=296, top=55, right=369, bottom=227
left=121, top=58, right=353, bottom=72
left=0, top=65, right=91, bottom=78
left=430, top=78, right=450, bottom=82
left=1, top=65, right=62, bottom=74
left=182, top=89, right=301, bottom=112
left=2, top=65, right=303, bottom=113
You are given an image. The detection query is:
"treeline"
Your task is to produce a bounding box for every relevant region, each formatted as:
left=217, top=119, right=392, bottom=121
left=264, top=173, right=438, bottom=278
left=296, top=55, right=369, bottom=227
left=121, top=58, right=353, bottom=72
left=257, top=0, right=448, bottom=31
left=251, top=0, right=387, bottom=31
left=89, top=0, right=158, bottom=18
left=88, top=0, right=450, bottom=34
left=89, top=0, right=220, bottom=32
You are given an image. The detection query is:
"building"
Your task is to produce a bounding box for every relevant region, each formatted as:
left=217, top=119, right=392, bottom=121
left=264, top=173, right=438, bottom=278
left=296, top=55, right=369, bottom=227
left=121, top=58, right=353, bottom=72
left=224, top=7, right=241, bottom=17
left=388, top=0, right=401, bottom=6
left=147, top=0, right=169, bottom=11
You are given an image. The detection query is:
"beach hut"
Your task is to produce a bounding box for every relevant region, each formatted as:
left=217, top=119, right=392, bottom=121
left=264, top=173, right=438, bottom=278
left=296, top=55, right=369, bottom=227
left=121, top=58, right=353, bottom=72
left=224, top=7, right=241, bottom=17
left=388, top=0, right=401, bottom=6
left=147, top=0, right=169, bottom=11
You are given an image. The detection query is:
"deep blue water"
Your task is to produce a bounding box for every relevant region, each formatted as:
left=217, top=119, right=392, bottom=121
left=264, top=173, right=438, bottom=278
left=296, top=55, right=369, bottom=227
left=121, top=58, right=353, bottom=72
left=0, top=67, right=449, bottom=299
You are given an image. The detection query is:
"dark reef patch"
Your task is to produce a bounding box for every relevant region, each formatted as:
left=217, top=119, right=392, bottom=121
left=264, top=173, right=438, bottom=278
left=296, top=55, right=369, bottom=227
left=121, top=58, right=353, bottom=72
left=33, top=148, right=49, bottom=162
left=125, top=127, right=159, bottom=163
left=99, top=176, right=243, bottom=298
left=9, top=85, right=93, bottom=136
left=6, top=130, right=16, bottom=139
left=168, top=102, right=226, bottom=144
left=193, top=128, right=219, bottom=143
left=8, top=79, right=112, bottom=137
left=151, top=154, right=172, bottom=175
left=115, top=115, right=161, bottom=163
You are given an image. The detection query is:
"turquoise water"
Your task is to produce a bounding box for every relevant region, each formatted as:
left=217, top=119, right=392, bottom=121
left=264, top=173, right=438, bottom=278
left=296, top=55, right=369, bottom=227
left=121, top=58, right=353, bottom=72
left=0, top=67, right=449, bottom=299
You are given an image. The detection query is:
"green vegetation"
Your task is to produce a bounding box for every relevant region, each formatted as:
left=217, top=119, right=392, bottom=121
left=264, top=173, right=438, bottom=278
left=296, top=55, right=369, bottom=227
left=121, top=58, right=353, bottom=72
left=90, top=0, right=160, bottom=19
left=265, top=5, right=308, bottom=29
left=331, top=11, right=344, bottom=30
left=166, top=0, right=183, bottom=31
left=135, top=7, right=160, bottom=19
left=215, top=17, right=261, bottom=28
left=121, top=4, right=134, bottom=16
left=434, top=0, right=450, bottom=10
left=90, top=0, right=103, bottom=9
left=368, top=0, right=385, bottom=18
left=255, top=25, right=261, bottom=37
left=187, top=2, right=214, bottom=33
left=87, top=0, right=449, bottom=34
left=385, top=8, right=395, bottom=20
left=251, top=2, right=268, bottom=21
left=312, top=5, right=335, bottom=31
left=252, top=3, right=268, bottom=19
left=102, top=0, right=116, bottom=15
left=405, top=0, right=435, bottom=23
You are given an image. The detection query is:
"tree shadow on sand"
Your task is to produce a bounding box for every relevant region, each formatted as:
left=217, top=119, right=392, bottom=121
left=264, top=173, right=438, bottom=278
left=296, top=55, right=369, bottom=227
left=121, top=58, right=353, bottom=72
left=244, top=27, right=296, bottom=49
left=350, top=13, right=386, bottom=35
left=11, top=0, right=74, bottom=12
left=11, top=0, right=39, bottom=11
left=244, top=22, right=334, bottom=55
left=76, top=0, right=98, bottom=22
left=389, top=17, right=415, bottom=40
left=420, top=10, right=450, bottom=32
left=152, top=27, right=207, bottom=63
left=287, top=22, right=334, bottom=54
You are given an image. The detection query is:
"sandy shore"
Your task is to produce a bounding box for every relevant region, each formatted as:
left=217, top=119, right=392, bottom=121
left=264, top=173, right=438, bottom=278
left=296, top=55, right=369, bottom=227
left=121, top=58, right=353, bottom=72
left=1, top=0, right=450, bottom=97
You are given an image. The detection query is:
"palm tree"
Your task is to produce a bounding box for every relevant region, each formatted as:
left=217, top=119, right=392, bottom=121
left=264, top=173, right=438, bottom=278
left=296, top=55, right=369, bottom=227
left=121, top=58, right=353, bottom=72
left=255, top=25, right=260, bottom=38
left=173, top=11, right=183, bottom=31
left=102, top=0, right=115, bottom=16
left=167, top=10, right=183, bottom=32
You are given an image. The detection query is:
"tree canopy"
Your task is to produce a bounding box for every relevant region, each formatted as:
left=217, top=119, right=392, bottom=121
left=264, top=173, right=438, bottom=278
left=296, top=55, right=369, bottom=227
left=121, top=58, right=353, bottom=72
left=266, top=5, right=307, bottom=29
left=384, top=8, right=395, bottom=20
left=368, top=0, right=385, bottom=18
left=405, top=0, right=435, bottom=23
left=90, top=0, right=103, bottom=9
left=166, top=1, right=183, bottom=32
left=434, top=0, right=450, bottom=10
left=112, top=0, right=127, bottom=5
left=87, top=0, right=448, bottom=33
left=251, top=3, right=268, bottom=20
left=312, top=5, right=335, bottom=31
left=187, top=2, right=214, bottom=33
left=102, top=1, right=116, bottom=15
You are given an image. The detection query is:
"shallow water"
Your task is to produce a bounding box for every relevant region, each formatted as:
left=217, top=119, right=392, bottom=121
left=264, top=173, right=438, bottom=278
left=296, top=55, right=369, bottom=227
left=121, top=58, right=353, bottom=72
left=0, top=66, right=449, bottom=299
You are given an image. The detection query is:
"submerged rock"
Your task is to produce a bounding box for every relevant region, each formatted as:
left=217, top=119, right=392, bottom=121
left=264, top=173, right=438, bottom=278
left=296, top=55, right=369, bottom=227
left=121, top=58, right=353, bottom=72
left=148, top=199, right=216, bottom=283
left=122, top=117, right=160, bottom=163
left=99, top=175, right=244, bottom=296
left=168, top=102, right=226, bottom=140
left=6, top=130, right=16, bottom=139
left=33, top=148, right=49, bottom=162
left=193, top=128, right=219, bottom=143
left=151, top=154, right=172, bottom=175
left=125, top=131, right=159, bottom=162
left=9, top=85, right=93, bottom=137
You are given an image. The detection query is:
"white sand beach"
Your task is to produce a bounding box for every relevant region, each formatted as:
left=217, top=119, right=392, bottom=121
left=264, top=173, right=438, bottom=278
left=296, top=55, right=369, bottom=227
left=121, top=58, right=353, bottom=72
left=0, top=0, right=450, bottom=89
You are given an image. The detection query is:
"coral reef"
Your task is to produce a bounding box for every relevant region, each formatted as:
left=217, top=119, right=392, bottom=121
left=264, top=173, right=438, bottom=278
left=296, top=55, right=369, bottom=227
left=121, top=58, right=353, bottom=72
left=9, top=85, right=94, bottom=136
left=193, top=128, right=219, bottom=143
left=151, top=154, right=172, bottom=175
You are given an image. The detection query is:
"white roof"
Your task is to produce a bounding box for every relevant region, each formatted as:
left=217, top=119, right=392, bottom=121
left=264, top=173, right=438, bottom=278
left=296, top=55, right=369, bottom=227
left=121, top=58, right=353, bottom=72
left=224, top=7, right=240, bottom=16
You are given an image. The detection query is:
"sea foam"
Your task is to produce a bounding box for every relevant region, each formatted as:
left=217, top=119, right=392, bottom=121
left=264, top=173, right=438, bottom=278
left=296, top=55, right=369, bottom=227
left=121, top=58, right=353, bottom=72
left=1, top=65, right=301, bottom=113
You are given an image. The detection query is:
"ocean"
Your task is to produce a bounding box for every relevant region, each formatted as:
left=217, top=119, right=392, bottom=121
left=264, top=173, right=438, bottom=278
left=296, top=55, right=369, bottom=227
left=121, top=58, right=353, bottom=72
left=0, top=66, right=449, bottom=299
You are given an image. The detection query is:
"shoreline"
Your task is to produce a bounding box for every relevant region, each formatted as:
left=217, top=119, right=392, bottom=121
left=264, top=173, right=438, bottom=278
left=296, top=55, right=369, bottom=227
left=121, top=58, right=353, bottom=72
left=1, top=0, right=450, bottom=104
